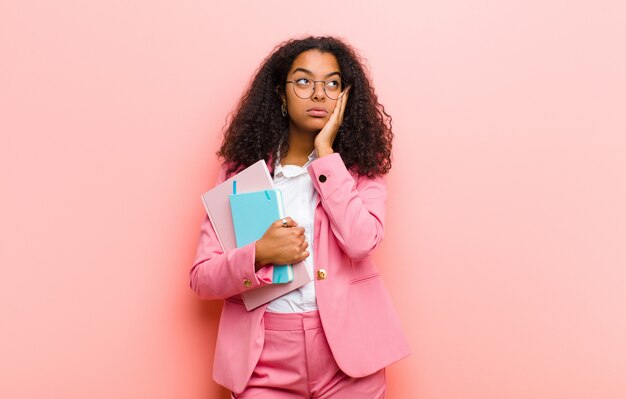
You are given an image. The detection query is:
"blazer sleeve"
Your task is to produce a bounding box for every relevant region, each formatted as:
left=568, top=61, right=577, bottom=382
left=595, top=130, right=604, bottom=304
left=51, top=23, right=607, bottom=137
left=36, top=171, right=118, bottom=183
left=308, top=152, right=386, bottom=261
left=189, top=163, right=273, bottom=300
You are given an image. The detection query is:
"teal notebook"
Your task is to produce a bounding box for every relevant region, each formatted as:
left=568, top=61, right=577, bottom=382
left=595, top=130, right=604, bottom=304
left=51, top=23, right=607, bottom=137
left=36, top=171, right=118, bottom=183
left=229, top=189, right=294, bottom=284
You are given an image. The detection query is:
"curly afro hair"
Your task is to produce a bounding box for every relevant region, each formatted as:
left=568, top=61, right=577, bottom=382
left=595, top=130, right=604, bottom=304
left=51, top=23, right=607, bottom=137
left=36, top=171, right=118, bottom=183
left=217, top=35, right=393, bottom=177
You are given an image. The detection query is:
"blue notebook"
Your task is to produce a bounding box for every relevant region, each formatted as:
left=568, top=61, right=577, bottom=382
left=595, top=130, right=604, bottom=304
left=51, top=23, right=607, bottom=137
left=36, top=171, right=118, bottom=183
left=229, top=189, right=294, bottom=284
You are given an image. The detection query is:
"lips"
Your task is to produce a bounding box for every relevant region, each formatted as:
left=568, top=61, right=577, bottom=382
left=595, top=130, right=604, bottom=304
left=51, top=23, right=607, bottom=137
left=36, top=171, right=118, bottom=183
left=306, top=107, right=328, bottom=117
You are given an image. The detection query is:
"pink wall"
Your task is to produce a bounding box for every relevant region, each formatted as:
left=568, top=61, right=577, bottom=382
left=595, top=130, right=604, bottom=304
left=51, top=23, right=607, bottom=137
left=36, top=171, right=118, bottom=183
left=1, top=1, right=625, bottom=398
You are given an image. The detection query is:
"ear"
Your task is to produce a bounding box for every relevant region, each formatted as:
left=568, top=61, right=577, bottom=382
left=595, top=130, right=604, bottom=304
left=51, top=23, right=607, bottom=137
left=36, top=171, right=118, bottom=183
left=275, top=86, right=286, bottom=103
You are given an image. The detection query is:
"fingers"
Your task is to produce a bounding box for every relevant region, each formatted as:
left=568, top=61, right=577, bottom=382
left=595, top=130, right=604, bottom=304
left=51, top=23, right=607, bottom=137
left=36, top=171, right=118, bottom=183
left=338, top=86, right=348, bottom=115
left=276, top=217, right=298, bottom=228
left=266, top=217, right=310, bottom=263
left=293, top=249, right=310, bottom=263
left=298, top=237, right=309, bottom=261
left=297, top=250, right=310, bottom=262
left=338, top=86, right=350, bottom=121
left=290, top=234, right=309, bottom=263
left=329, top=85, right=349, bottom=125
left=329, top=86, right=347, bottom=117
left=278, top=238, right=309, bottom=264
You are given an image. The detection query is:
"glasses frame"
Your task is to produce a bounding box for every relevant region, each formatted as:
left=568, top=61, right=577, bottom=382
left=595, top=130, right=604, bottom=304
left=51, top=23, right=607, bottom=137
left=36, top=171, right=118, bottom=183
left=285, top=78, right=348, bottom=100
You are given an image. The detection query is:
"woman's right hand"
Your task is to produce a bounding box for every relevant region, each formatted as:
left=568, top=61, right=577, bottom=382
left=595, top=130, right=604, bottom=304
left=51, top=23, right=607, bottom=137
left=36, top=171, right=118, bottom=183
left=254, top=217, right=309, bottom=270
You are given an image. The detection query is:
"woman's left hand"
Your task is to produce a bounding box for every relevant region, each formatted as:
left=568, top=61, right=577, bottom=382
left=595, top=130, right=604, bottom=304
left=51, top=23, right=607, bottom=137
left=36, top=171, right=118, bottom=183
left=314, top=86, right=350, bottom=157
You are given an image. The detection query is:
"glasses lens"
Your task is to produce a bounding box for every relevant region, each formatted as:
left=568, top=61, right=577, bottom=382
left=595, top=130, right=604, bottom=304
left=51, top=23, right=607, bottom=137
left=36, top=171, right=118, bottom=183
left=290, top=79, right=346, bottom=99
left=324, top=79, right=343, bottom=100
left=292, top=80, right=313, bottom=99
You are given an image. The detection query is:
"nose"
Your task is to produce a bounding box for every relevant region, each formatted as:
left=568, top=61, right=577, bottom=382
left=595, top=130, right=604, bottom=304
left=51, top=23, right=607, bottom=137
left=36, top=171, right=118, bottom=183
left=311, top=81, right=326, bottom=101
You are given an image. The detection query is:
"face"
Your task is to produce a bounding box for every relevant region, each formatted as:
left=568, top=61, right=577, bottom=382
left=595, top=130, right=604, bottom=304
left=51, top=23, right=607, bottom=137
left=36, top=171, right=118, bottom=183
left=282, top=50, right=343, bottom=133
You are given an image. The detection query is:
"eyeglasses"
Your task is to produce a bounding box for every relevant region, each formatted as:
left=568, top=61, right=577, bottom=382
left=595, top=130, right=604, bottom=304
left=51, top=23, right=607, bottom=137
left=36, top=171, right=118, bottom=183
left=285, top=78, right=347, bottom=100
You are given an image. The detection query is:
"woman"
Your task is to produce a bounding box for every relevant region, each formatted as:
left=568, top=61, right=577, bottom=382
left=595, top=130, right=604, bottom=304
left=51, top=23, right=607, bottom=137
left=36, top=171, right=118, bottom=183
left=190, top=35, right=410, bottom=398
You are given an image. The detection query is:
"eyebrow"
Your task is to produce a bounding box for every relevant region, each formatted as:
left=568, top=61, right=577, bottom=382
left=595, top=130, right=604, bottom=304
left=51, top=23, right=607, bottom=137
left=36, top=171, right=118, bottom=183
left=291, top=67, right=341, bottom=78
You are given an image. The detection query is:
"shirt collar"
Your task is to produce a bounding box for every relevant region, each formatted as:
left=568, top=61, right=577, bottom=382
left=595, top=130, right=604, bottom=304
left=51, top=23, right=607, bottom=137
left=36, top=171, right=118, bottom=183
left=274, top=149, right=318, bottom=178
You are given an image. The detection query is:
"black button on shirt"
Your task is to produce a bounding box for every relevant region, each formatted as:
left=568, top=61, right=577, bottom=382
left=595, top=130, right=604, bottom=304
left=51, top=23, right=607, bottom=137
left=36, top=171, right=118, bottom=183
left=318, top=174, right=327, bottom=183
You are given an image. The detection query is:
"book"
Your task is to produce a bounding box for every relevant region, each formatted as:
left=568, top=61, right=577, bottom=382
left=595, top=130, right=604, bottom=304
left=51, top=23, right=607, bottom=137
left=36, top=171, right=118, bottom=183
left=200, top=160, right=312, bottom=310
left=200, top=160, right=274, bottom=252
left=229, top=189, right=293, bottom=284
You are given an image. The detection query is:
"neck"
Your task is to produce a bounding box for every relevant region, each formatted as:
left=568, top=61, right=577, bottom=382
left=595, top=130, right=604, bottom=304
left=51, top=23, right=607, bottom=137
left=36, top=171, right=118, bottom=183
left=281, top=123, right=317, bottom=166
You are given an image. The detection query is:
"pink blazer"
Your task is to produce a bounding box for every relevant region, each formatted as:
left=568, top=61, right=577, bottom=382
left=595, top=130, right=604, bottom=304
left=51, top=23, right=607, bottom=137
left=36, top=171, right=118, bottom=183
left=190, top=153, right=411, bottom=394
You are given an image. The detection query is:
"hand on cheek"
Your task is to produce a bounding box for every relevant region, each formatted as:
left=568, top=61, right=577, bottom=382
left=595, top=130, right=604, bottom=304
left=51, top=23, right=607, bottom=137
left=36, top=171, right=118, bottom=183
left=314, top=86, right=350, bottom=157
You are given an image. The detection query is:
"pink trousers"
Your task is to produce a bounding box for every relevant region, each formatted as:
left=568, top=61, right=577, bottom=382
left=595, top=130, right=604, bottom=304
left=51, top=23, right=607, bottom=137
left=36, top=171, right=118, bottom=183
left=232, top=310, right=386, bottom=399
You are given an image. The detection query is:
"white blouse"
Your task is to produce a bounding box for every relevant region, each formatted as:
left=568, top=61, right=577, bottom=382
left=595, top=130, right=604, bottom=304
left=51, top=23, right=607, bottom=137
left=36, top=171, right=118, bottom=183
left=265, top=150, right=319, bottom=313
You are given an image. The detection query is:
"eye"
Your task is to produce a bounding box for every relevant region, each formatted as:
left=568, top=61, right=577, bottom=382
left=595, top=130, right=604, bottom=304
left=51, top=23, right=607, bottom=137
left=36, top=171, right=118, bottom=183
left=295, top=78, right=310, bottom=85
left=326, top=80, right=340, bottom=89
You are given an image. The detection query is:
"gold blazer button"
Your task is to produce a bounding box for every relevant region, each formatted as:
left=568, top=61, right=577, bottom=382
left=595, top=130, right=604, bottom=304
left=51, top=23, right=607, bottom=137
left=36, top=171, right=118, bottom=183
left=317, top=269, right=327, bottom=280
left=243, top=278, right=252, bottom=287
